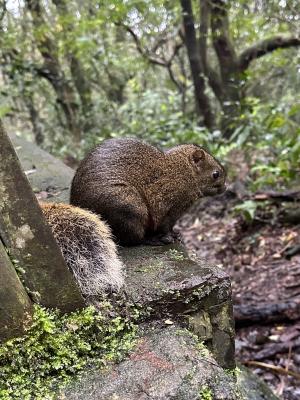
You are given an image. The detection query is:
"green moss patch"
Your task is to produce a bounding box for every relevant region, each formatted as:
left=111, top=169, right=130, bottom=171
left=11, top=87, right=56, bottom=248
left=0, top=303, right=137, bottom=399
left=199, top=386, right=213, bottom=400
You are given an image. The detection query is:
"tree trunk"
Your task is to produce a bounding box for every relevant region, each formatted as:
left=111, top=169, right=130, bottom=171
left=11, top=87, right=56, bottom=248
left=0, top=239, right=33, bottom=342
left=24, top=91, right=44, bottom=146
left=210, top=0, right=243, bottom=137
left=180, top=0, right=215, bottom=130
left=25, top=0, right=82, bottom=142
left=0, top=120, right=84, bottom=312
left=52, top=0, right=96, bottom=134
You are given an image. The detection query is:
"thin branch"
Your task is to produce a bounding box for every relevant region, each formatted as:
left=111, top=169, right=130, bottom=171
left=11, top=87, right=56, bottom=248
left=166, top=41, right=183, bottom=66
left=244, top=361, right=300, bottom=380
left=167, top=64, right=184, bottom=93
left=151, top=27, right=181, bottom=53
left=119, top=22, right=184, bottom=68
left=121, top=24, right=166, bottom=66
left=238, top=35, right=300, bottom=71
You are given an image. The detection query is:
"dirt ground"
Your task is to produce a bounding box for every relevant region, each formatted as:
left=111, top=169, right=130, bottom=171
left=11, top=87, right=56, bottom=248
left=178, top=188, right=300, bottom=400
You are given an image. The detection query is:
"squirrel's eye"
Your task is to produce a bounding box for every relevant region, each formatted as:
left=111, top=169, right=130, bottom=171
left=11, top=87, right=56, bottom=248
left=212, top=170, right=220, bottom=179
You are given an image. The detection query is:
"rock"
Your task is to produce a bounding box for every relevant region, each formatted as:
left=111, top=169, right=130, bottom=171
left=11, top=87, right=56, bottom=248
left=0, top=240, right=32, bottom=341
left=59, top=323, right=279, bottom=400
left=9, top=133, right=74, bottom=203
left=0, top=127, right=84, bottom=313
left=122, top=244, right=235, bottom=369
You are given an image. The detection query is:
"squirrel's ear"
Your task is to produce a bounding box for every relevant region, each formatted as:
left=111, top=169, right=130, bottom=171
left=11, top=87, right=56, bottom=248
left=192, top=148, right=205, bottom=164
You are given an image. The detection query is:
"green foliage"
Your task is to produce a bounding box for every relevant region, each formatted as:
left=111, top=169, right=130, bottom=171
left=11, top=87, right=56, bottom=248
left=0, top=304, right=137, bottom=400
left=223, top=97, right=300, bottom=190
left=0, top=0, right=299, bottom=191
left=109, top=88, right=222, bottom=150
left=246, top=99, right=300, bottom=189
left=198, top=386, right=213, bottom=400
left=233, top=200, right=258, bottom=222
left=167, top=248, right=186, bottom=261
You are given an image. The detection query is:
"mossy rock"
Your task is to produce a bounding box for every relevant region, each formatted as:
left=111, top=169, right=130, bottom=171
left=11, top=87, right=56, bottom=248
left=60, top=323, right=279, bottom=400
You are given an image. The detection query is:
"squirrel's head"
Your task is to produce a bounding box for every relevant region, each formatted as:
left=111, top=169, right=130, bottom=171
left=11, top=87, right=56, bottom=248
left=190, top=146, right=226, bottom=197
left=167, top=144, right=226, bottom=198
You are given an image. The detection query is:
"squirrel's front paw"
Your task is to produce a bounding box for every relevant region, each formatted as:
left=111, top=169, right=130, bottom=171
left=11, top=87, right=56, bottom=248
left=143, top=231, right=182, bottom=246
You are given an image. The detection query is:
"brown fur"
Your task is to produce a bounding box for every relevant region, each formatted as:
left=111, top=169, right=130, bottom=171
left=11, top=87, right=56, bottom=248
left=70, top=138, right=226, bottom=245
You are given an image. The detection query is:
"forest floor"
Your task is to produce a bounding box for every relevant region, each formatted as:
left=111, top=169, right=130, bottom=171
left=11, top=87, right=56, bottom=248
left=178, top=186, right=300, bottom=400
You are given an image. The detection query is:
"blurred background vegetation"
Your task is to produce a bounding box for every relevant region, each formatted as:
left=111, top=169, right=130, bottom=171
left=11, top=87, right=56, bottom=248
left=0, top=0, right=299, bottom=190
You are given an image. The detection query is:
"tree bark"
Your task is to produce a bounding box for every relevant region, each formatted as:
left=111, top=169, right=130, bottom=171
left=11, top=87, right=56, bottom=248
left=177, top=1, right=300, bottom=138
left=0, top=239, right=33, bottom=342
left=238, top=35, right=300, bottom=71
left=234, top=299, right=300, bottom=327
left=25, top=0, right=82, bottom=142
left=180, top=0, right=215, bottom=130
left=23, top=91, right=44, bottom=146
left=0, top=121, right=84, bottom=312
left=210, top=0, right=242, bottom=137
left=52, top=0, right=96, bottom=133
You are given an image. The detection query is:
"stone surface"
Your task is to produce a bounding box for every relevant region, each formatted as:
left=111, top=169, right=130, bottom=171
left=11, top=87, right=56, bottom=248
left=9, top=133, right=74, bottom=203
left=0, top=240, right=32, bottom=341
left=0, top=124, right=84, bottom=312
left=121, top=244, right=235, bottom=368
left=59, top=323, right=279, bottom=400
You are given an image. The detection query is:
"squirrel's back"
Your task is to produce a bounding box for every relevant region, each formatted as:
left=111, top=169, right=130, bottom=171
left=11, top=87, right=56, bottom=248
left=71, top=138, right=163, bottom=198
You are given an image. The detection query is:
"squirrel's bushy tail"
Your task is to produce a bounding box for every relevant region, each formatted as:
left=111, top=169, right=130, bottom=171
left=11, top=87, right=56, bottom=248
left=40, top=202, right=125, bottom=296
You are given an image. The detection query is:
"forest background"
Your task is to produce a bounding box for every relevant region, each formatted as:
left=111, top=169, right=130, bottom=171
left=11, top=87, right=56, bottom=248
left=0, top=0, right=299, bottom=192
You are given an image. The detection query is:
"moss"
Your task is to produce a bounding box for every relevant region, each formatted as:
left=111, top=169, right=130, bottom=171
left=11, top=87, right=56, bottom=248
left=0, top=303, right=137, bottom=399
left=175, top=328, right=211, bottom=358
left=167, top=248, right=186, bottom=261
left=196, top=341, right=211, bottom=358
left=225, top=366, right=242, bottom=377
left=199, top=386, right=213, bottom=400
left=135, top=260, right=164, bottom=273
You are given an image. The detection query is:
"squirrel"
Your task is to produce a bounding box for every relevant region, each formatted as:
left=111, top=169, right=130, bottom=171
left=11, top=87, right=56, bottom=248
left=70, top=138, right=226, bottom=246
left=40, top=202, right=125, bottom=297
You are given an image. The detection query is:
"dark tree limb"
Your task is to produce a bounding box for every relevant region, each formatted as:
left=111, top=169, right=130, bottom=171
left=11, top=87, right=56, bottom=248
left=234, top=299, right=300, bottom=327
left=25, top=0, right=82, bottom=142
left=206, top=65, right=224, bottom=102
left=0, top=0, right=7, bottom=22
left=23, top=91, right=44, bottom=146
left=252, top=337, right=300, bottom=361
left=180, top=0, right=215, bottom=129
left=52, top=0, right=95, bottom=132
left=239, top=35, right=300, bottom=71
left=198, top=0, right=224, bottom=102
left=210, top=0, right=238, bottom=79
left=199, top=0, right=210, bottom=73
left=209, top=0, right=242, bottom=137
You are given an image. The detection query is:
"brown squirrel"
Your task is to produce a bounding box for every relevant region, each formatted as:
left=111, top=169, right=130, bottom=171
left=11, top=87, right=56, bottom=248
left=70, top=138, right=226, bottom=246
left=40, top=202, right=125, bottom=297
